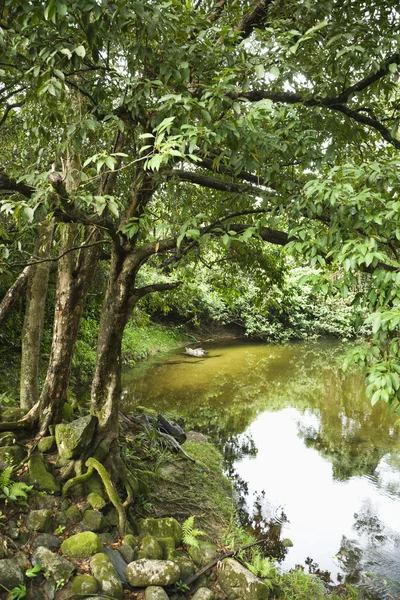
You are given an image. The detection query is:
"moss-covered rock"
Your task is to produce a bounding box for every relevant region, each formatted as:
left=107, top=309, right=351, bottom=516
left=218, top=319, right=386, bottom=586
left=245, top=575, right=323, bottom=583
left=38, top=436, right=56, bottom=453
left=123, top=534, right=138, bottom=549
left=71, top=574, right=98, bottom=595
left=0, top=444, right=26, bottom=466
left=61, top=532, right=103, bottom=558
left=217, top=558, right=271, bottom=600
left=191, top=588, right=216, bottom=600
left=32, top=533, right=61, bottom=551
left=26, top=509, right=52, bottom=532
left=140, top=535, right=163, bottom=560
left=65, top=504, right=82, bottom=524
left=83, top=509, right=107, bottom=532
left=90, top=552, right=123, bottom=599
left=1, top=407, right=25, bottom=422
left=55, top=415, right=96, bottom=460
left=157, top=537, right=176, bottom=559
left=188, top=541, right=217, bottom=568
left=29, top=453, right=60, bottom=493
left=32, top=546, right=75, bottom=583
left=0, top=559, right=24, bottom=588
left=138, top=517, right=182, bottom=545
left=126, top=559, right=181, bottom=587
left=87, top=492, right=106, bottom=510
left=85, top=473, right=107, bottom=499
left=145, top=586, right=169, bottom=600
left=170, top=552, right=195, bottom=580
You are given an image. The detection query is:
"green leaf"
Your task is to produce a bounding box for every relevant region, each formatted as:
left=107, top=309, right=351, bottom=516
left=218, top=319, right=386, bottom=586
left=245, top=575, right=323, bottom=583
left=74, top=45, right=86, bottom=58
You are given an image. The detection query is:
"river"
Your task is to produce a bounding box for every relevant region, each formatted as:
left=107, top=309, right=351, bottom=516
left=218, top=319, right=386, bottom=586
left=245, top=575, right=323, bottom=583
left=122, top=339, right=400, bottom=598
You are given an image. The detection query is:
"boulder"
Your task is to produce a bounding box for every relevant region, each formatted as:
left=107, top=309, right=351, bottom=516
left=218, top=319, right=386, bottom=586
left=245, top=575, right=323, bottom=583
left=170, top=552, right=195, bottom=580
left=102, top=547, right=130, bottom=587
left=145, top=586, right=170, bottom=600
left=157, top=537, right=175, bottom=559
left=38, top=436, right=57, bottom=453
left=26, top=509, right=53, bottom=532
left=192, top=589, right=216, bottom=600
left=55, top=415, right=96, bottom=460
left=138, top=517, right=182, bottom=545
left=0, top=559, right=24, bottom=588
left=126, top=559, right=181, bottom=587
left=120, top=541, right=136, bottom=563
left=61, top=532, right=103, bottom=558
left=65, top=504, right=81, bottom=524
left=0, top=444, right=26, bottom=466
left=87, top=492, right=106, bottom=510
left=83, top=509, right=107, bottom=532
left=189, top=541, right=217, bottom=568
left=71, top=574, right=98, bottom=595
left=90, top=552, right=123, bottom=599
left=32, top=533, right=62, bottom=551
left=32, top=546, right=75, bottom=583
left=140, top=535, right=163, bottom=559
left=217, top=558, right=271, bottom=600
left=29, top=454, right=60, bottom=493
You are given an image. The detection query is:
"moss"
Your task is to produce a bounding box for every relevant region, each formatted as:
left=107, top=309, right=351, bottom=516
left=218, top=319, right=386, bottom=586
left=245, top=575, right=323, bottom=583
left=71, top=574, right=98, bottom=595
left=138, top=518, right=182, bottom=545
left=38, top=436, right=56, bottom=453
left=90, top=552, right=123, bottom=599
left=87, top=492, right=106, bottom=510
left=61, top=531, right=103, bottom=558
left=28, top=454, right=60, bottom=493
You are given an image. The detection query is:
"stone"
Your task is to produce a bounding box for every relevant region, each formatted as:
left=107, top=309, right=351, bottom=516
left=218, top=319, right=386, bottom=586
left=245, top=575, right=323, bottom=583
left=105, top=507, right=119, bottom=526
left=55, top=415, right=96, bottom=460
left=32, top=534, right=62, bottom=551
left=119, top=542, right=136, bottom=563
left=1, top=407, right=25, bottom=422
left=32, top=546, right=75, bottom=583
left=191, top=588, right=215, bottom=600
left=83, top=509, right=107, bottom=532
left=189, top=541, right=218, bottom=568
left=26, top=509, right=53, bottom=532
left=87, top=492, right=106, bottom=510
left=29, top=454, right=60, bottom=493
left=90, top=552, right=123, bottom=599
left=157, top=537, right=175, bottom=559
left=85, top=473, right=107, bottom=499
left=126, top=559, right=181, bottom=587
left=102, top=547, right=129, bottom=586
left=138, top=517, right=182, bottom=545
left=217, top=558, right=271, bottom=600
left=98, top=532, right=115, bottom=544
left=0, top=444, right=26, bottom=466
left=123, top=534, right=138, bottom=549
left=192, top=588, right=215, bottom=600
left=170, top=553, right=195, bottom=580
left=71, top=574, right=98, bottom=595
left=61, top=532, right=103, bottom=558
left=140, top=535, right=163, bottom=559
left=38, top=436, right=57, bottom=453
left=65, top=504, right=81, bottom=524
left=186, top=431, right=208, bottom=444
left=145, top=586, right=169, bottom=600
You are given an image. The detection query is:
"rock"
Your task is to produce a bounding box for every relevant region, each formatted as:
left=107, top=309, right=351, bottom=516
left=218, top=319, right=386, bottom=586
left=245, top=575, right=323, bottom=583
left=186, top=431, right=208, bottom=444
left=83, top=509, right=107, bottom=532
left=123, top=534, right=138, bottom=549
left=140, top=535, right=163, bottom=559
left=138, top=517, right=182, bottom=545
left=119, top=542, right=136, bottom=563
left=26, top=509, right=53, bottom=532
left=38, top=436, right=57, bottom=453
left=61, top=532, right=103, bottom=558
left=157, top=537, right=175, bottom=559
left=126, top=559, right=181, bottom=587
left=32, top=547, right=75, bottom=583
left=105, top=507, right=119, bottom=526
left=0, top=444, right=26, bottom=466
left=98, top=532, right=115, bottom=544
left=170, top=552, right=195, bottom=580
left=32, top=534, right=62, bottom=551
left=0, top=559, right=25, bottom=588
left=217, top=558, right=271, bottom=600
left=55, top=415, right=96, bottom=460
left=71, top=574, right=98, bottom=595
left=29, top=454, right=60, bottom=493
left=85, top=473, right=107, bottom=499
left=189, top=541, right=218, bottom=568
left=30, top=491, right=60, bottom=510
left=102, top=547, right=130, bottom=587
left=191, top=588, right=216, bottom=600
left=1, top=407, right=25, bottom=422
left=90, top=552, right=123, bottom=599
left=87, top=492, right=106, bottom=510
left=65, top=504, right=81, bottom=524
left=145, top=586, right=170, bottom=600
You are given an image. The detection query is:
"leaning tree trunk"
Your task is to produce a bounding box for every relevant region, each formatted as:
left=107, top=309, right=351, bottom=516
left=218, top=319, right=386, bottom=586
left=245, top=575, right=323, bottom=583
left=20, top=220, right=54, bottom=410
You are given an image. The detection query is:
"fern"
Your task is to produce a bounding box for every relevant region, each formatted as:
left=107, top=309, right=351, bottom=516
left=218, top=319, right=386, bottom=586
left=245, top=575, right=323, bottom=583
left=0, top=466, right=13, bottom=489
left=182, top=516, right=207, bottom=548
left=9, top=482, right=33, bottom=499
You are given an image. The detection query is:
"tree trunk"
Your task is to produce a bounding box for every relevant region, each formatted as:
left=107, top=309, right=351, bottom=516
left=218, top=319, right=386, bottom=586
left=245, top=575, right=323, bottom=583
left=20, top=220, right=54, bottom=410
left=0, top=265, right=33, bottom=326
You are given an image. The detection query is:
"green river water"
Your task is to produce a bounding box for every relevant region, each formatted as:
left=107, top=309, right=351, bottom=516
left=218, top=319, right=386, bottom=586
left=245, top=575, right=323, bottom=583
left=122, top=339, right=400, bottom=598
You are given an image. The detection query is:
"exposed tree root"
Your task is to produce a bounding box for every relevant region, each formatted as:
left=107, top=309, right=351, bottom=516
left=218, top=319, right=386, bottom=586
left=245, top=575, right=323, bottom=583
left=0, top=420, right=35, bottom=431
left=86, top=457, right=127, bottom=535
left=62, top=465, right=94, bottom=496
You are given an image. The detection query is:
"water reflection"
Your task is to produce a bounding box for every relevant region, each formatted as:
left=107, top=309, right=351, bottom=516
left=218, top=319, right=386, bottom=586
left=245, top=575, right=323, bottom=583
left=122, top=339, right=400, bottom=596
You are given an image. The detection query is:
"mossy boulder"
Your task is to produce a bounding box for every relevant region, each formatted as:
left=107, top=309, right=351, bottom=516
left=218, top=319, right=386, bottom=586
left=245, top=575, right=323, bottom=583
left=38, top=436, right=56, bottom=453
left=71, top=574, right=98, bottom=595
left=192, top=588, right=215, bottom=600
left=126, top=559, right=181, bottom=587
left=145, top=586, right=169, bottom=600
left=65, top=504, right=82, bottom=524
left=140, top=535, right=163, bottom=560
left=170, top=552, right=195, bottom=580
left=189, top=541, right=217, bottom=568
left=138, top=517, right=182, bottom=545
left=0, top=444, right=26, bottom=466
left=29, top=453, right=60, bottom=493
left=217, top=558, right=272, bottom=600
left=61, top=532, right=103, bottom=558
left=55, top=415, right=96, bottom=460
left=90, top=552, right=123, bottom=599
left=120, top=542, right=136, bottom=563
left=1, top=407, right=25, bottom=422
left=26, top=509, right=52, bottom=532
left=87, top=492, right=106, bottom=510
left=32, top=534, right=61, bottom=551
left=0, top=559, right=24, bottom=588
left=32, top=546, right=75, bottom=583
left=83, top=509, right=107, bottom=532
left=157, top=537, right=176, bottom=559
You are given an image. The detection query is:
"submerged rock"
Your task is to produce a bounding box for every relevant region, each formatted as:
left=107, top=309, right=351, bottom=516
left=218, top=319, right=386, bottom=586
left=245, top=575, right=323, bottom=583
left=217, top=558, right=271, bottom=600
left=126, top=558, right=181, bottom=587
left=90, top=552, right=123, bottom=599
left=138, top=517, right=182, bottom=545
left=61, top=532, right=103, bottom=558
left=55, top=415, right=96, bottom=460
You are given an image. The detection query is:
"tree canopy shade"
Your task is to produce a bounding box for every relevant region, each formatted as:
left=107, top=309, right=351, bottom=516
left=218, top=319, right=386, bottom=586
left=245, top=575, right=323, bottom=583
left=1, top=0, right=400, bottom=445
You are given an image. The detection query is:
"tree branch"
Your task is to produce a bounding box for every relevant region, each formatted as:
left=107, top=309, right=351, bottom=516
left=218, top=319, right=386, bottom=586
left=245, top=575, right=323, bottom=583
left=165, top=169, right=268, bottom=196
left=135, top=281, right=183, bottom=298
left=0, top=101, right=24, bottom=127
left=2, top=240, right=109, bottom=269
left=236, top=0, right=273, bottom=38
left=0, top=171, right=35, bottom=198
left=0, top=265, right=33, bottom=326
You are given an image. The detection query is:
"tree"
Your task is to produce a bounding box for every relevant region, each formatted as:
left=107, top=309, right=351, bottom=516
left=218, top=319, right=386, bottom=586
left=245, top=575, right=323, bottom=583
left=1, top=0, right=400, bottom=513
